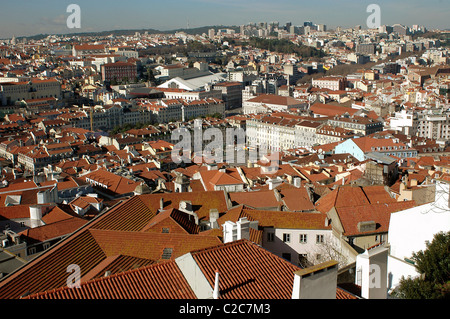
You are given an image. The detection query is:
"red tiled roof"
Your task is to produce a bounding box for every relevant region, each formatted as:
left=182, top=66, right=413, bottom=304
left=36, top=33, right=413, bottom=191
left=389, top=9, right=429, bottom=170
left=19, top=217, right=88, bottom=244
left=89, top=229, right=221, bottom=261
left=191, top=239, right=300, bottom=299
left=336, top=201, right=417, bottom=237
left=0, top=205, right=32, bottom=220
left=139, top=191, right=229, bottom=222
left=141, top=208, right=200, bottom=234
left=279, top=187, right=315, bottom=211
left=242, top=209, right=330, bottom=230
left=83, top=168, right=142, bottom=195
left=24, top=260, right=196, bottom=299
left=228, top=190, right=282, bottom=209
left=315, top=185, right=379, bottom=213
left=247, top=94, right=302, bottom=106
left=0, top=229, right=106, bottom=299
left=310, top=103, right=359, bottom=117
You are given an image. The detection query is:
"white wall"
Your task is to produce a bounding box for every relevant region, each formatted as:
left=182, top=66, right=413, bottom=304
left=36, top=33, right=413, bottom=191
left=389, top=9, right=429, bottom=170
left=263, top=228, right=334, bottom=265
left=356, top=246, right=388, bottom=299
left=387, top=255, right=419, bottom=292
left=388, top=180, right=450, bottom=261
left=387, top=180, right=450, bottom=294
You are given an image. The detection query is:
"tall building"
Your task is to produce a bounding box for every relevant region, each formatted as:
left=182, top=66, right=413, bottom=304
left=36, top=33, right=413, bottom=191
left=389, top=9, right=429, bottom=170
left=356, top=43, right=376, bottom=55
left=285, top=22, right=292, bottom=31
left=312, top=76, right=346, bottom=91
left=392, top=24, right=408, bottom=36
left=317, top=24, right=327, bottom=32
left=101, top=61, right=137, bottom=83
left=0, top=79, right=62, bottom=106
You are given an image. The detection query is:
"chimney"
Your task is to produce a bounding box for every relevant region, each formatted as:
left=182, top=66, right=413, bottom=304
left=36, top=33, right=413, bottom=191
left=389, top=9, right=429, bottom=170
left=355, top=245, right=388, bottom=299
left=222, top=220, right=237, bottom=243
left=29, top=205, right=42, bottom=228
left=179, top=200, right=198, bottom=225
left=292, top=260, right=338, bottom=299
left=213, top=270, right=220, bottom=299
left=159, top=197, right=164, bottom=211
left=237, top=217, right=250, bottom=241
left=209, top=209, right=219, bottom=229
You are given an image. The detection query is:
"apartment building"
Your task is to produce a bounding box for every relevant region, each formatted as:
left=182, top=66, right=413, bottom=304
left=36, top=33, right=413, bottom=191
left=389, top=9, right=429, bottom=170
left=153, top=87, right=222, bottom=101
left=316, top=125, right=356, bottom=146
left=0, top=79, right=61, bottom=106
left=72, top=44, right=107, bottom=56
left=143, top=98, right=225, bottom=123
left=389, top=109, right=450, bottom=140
left=18, top=143, right=73, bottom=172
left=356, top=43, right=376, bottom=55
left=335, top=136, right=418, bottom=161
left=101, top=61, right=137, bottom=83
left=212, top=81, right=243, bottom=110
left=416, top=111, right=450, bottom=140
left=312, top=76, right=346, bottom=91
left=243, top=94, right=305, bottom=114
left=246, top=115, right=323, bottom=151
left=327, top=115, right=384, bottom=136
left=246, top=116, right=300, bottom=151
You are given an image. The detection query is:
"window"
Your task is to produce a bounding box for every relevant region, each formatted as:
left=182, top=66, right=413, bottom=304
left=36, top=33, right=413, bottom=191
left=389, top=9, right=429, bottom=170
left=316, top=234, right=324, bottom=244
left=28, top=247, right=36, bottom=255
left=298, top=254, right=308, bottom=266
left=299, top=234, right=307, bottom=243
left=161, top=248, right=173, bottom=259
left=283, top=233, right=291, bottom=243
left=162, top=227, right=170, bottom=233
left=282, top=253, right=291, bottom=261
left=267, top=232, right=274, bottom=242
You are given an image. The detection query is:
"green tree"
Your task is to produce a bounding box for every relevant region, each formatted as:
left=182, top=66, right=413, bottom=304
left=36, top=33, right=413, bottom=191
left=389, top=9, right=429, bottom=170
left=392, top=231, right=450, bottom=299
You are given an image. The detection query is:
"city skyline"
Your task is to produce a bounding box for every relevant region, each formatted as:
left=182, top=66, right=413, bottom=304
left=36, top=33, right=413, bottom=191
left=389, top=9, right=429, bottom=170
left=1, top=0, right=449, bottom=39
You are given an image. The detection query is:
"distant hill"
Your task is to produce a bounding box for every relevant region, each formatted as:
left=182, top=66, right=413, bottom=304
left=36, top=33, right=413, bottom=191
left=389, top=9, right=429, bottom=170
left=19, top=25, right=240, bottom=40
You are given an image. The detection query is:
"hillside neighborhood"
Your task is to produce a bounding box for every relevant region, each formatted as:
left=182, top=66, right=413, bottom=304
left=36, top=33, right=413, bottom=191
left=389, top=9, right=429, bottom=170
left=0, top=19, right=449, bottom=302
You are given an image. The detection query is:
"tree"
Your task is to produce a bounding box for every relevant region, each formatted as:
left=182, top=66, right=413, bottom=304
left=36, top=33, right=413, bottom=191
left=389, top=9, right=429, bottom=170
left=392, top=231, right=450, bottom=299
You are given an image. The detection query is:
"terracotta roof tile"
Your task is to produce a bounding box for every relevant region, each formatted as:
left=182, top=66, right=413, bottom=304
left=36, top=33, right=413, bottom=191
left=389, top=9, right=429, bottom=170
left=19, top=217, right=88, bottom=244
left=89, top=229, right=221, bottom=261
left=336, top=201, right=417, bottom=237
left=139, top=191, right=229, bottom=222
left=191, top=239, right=300, bottom=299
left=0, top=229, right=106, bottom=299
left=228, top=190, right=282, bottom=209
left=24, top=261, right=196, bottom=299
left=141, top=208, right=200, bottom=234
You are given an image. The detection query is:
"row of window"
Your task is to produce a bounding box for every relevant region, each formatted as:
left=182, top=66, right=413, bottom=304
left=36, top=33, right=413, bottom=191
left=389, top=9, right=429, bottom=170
left=282, top=252, right=322, bottom=264
left=267, top=232, right=324, bottom=244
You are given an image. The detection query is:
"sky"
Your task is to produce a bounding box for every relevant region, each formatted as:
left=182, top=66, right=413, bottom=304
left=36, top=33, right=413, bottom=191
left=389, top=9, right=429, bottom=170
left=0, top=0, right=449, bottom=39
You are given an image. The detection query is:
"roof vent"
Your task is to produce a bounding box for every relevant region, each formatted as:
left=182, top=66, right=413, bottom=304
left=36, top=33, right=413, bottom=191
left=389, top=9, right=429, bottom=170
left=213, top=270, right=220, bottom=299
left=162, top=248, right=173, bottom=259
left=357, top=221, right=376, bottom=233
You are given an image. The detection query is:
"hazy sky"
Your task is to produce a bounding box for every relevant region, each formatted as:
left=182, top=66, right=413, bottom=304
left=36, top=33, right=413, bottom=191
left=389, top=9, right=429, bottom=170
left=1, top=0, right=449, bottom=39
